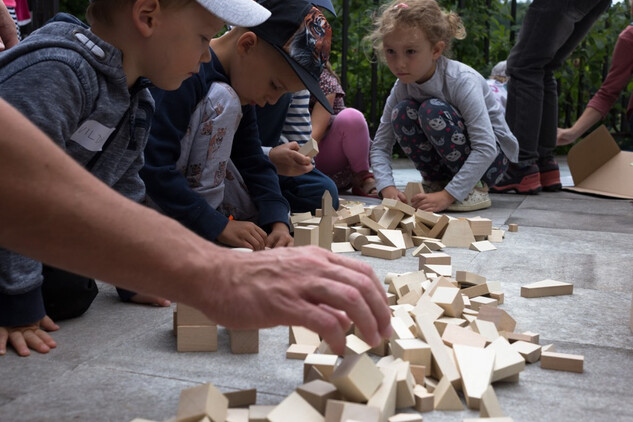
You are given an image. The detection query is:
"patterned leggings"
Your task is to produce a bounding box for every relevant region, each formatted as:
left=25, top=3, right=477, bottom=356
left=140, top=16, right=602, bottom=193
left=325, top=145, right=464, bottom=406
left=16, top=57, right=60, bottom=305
left=391, top=98, right=508, bottom=186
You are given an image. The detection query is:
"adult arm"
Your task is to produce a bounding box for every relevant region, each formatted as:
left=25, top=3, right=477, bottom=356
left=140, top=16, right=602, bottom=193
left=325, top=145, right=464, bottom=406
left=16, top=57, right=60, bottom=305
left=0, top=2, right=18, bottom=51
left=0, top=99, right=392, bottom=355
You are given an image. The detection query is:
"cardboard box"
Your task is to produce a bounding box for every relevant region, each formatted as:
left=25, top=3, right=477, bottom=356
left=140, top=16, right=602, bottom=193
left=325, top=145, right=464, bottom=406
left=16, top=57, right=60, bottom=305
left=566, top=125, right=633, bottom=199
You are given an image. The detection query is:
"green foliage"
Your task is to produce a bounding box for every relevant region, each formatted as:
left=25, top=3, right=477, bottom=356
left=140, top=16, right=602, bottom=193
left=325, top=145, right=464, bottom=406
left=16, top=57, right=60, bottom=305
left=59, top=0, right=89, bottom=23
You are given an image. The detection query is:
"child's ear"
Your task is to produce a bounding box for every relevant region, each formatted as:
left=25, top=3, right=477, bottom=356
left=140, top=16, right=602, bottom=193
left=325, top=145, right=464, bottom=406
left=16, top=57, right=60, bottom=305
left=236, top=32, right=258, bottom=56
left=132, top=0, right=161, bottom=37
left=432, top=41, right=446, bottom=60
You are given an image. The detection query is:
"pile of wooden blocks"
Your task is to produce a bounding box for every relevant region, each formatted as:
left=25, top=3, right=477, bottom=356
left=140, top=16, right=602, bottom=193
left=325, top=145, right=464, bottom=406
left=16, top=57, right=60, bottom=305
left=293, top=189, right=506, bottom=258
left=174, top=304, right=259, bottom=354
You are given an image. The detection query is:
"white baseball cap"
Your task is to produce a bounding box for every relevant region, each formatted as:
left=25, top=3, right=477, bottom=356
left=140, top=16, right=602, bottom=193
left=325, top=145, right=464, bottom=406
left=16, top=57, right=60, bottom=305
left=196, top=0, right=271, bottom=27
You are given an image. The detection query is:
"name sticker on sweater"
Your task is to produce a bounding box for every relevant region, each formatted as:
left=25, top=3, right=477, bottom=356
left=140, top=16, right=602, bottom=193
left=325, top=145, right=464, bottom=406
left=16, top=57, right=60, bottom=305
left=70, top=120, right=115, bottom=152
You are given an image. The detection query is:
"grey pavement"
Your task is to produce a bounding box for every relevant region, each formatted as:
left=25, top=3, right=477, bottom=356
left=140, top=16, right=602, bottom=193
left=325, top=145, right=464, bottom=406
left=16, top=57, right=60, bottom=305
left=1, top=157, right=632, bottom=422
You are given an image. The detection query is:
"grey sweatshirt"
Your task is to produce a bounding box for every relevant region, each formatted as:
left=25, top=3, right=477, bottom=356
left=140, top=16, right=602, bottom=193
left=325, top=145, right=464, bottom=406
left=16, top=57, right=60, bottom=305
left=371, top=56, right=519, bottom=201
left=0, top=14, right=154, bottom=325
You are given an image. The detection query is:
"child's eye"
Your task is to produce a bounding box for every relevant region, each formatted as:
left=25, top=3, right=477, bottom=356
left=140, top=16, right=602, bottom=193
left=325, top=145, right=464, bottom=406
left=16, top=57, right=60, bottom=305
left=385, top=49, right=395, bottom=55
left=406, top=49, right=416, bottom=55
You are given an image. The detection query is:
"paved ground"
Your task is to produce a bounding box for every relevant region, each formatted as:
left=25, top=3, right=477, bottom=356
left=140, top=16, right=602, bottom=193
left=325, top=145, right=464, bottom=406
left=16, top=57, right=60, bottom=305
left=1, top=158, right=632, bottom=422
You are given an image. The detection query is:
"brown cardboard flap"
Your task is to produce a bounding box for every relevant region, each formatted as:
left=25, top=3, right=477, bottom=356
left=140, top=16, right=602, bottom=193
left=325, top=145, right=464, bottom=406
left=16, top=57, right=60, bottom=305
left=566, top=125, right=633, bottom=199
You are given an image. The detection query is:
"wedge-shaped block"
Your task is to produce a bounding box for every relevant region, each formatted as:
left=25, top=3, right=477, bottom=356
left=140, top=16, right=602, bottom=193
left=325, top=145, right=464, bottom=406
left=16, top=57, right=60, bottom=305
left=391, top=338, right=431, bottom=368
left=511, top=340, right=541, bottom=363
left=324, top=400, right=380, bottom=422
left=540, top=351, right=584, bottom=373
left=453, top=345, right=495, bottom=410
left=486, top=337, right=525, bottom=382
left=521, top=279, right=573, bottom=298
left=480, top=385, right=504, bottom=418
left=362, top=244, right=402, bottom=260
left=176, top=383, right=227, bottom=422
left=297, top=380, right=340, bottom=415
left=367, top=367, right=397, bottom=422
left=431, top=286, right=464, bottom=317
left=433, top=376, right=464, bottom=410
left=267, top=392, right=324, bottom=422
left=441, top=324, right=486, bottom=348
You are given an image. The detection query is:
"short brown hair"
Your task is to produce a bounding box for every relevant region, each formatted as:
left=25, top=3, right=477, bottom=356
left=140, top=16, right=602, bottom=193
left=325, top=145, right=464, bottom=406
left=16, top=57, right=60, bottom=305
left=366, top=0, right=466, bottom=62
left=86, top=0, right=195, bottom=26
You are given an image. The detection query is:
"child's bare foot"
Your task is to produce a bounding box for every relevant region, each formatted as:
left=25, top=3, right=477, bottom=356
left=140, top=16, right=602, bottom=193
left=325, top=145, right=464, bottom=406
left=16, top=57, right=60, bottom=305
left=129, top=294, right=171, bottom=307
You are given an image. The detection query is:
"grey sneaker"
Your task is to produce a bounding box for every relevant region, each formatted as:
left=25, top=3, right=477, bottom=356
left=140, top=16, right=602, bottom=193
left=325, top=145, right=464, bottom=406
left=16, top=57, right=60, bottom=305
left=447, top=182, right=491, bottom=212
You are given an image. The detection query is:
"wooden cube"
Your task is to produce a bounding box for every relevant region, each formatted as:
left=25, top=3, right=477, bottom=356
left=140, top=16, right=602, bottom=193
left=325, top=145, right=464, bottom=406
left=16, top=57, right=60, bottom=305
left=177, top=325, right=218, bottom=352
left=176, top=383, right=227, bottom=422
left=228, top=329, right=259, bottom=354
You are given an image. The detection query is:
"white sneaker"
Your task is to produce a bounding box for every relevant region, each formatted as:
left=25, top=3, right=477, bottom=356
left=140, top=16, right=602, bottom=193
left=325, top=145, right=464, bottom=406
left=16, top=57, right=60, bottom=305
left=447, top=182, right=491, bottom=212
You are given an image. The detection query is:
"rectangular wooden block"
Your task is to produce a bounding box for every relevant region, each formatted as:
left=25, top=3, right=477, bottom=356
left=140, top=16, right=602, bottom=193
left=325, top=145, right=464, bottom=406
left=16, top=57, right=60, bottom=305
left=466, top=217, right=493, bottom=236
left=294, top=225, right=320, bottom=246
left=361, top=244, right=402, bottom=260
left=223, top=389, right=257, bottom=407
left=330, top=242, right=355, bottom=253
left=177, top=325, right=218, bottom=352
left=299, top=138, right=320, bottom=158
left=418, top=252, right=451, bottom=266
left=540, top=351, right=584, bottom=373
left=177, top=303, right=215, bottom=326
left=521, top=279, right=573, bottom=298
left=286, top=343, right=318, bottom=360
left=228, top=329, right=259, bottom=354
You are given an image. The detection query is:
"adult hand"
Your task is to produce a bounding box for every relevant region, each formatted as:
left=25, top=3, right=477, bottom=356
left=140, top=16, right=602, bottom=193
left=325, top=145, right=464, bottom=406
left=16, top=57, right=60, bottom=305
left=0, top=315, right=59, bottom=356
left=266, top=222, right=293, bottom=248
left=204, top=246, right=392, bottom=356
left=217, top=220, right=267, bottom=251
left=411, top=190, right=455, bottom=212
left=380, top=186, right=408, bottom=203
left=0, top=2, right=18, bottom=51
left=556, top=127, right=579, bottom=146
left=269, top=142, right=313, bottom=176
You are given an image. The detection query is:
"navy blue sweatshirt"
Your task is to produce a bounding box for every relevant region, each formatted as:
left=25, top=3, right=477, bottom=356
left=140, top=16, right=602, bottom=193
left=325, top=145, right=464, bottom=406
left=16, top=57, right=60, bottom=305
left=140, top=50, right=290, bottom=241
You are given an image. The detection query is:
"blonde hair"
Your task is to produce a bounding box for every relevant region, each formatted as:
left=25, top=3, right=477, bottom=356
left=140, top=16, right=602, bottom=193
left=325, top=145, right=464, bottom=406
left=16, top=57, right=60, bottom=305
left=86, top=0, right=194, bottom=26
left=366, top=0, right=465, bottom=62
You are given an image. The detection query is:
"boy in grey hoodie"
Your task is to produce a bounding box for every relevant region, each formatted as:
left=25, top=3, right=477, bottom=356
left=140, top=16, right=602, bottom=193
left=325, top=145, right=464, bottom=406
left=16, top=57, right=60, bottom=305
left=0, top=0, right=271, bottom=357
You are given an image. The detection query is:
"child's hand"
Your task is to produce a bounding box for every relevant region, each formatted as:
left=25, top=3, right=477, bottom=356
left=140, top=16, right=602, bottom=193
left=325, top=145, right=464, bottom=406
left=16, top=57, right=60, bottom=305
left=266, top=222, right=294, bottom=248
left=0, top=315, right=59, bottom=356
left=411, top=190, right=455, bottom=212
left=218, top=220, right=267, bottom=251
left=380, top=186, right=408, bottom=203
left=269, top=142, right=313, bottom=177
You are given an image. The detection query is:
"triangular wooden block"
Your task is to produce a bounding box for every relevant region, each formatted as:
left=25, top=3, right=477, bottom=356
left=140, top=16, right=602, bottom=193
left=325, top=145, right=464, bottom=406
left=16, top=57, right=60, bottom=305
left=411, top=243, right=433, bottom=257
left=378, top=229, right=407, bottom=250
left=486, top=337, right=525, bottom=382
left=405, top=181, right=424, bottom=202
left=480, top=385, right=504, bottom=418
left=453, top=344, right=495, bottom=410
left=433, top=376, right=464, bottom=410
left=469, top=240, right=497, bottom=252
left=441, top=219, right=476, bottom=247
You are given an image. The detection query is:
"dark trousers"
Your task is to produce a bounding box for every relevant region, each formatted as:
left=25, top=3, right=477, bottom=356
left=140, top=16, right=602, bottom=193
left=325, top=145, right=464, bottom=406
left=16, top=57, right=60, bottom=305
left=42, top=266, right=98, bottom=321
left=506, top=0, right=612, bottom=164
left=278, top=167, right=339, bottom=214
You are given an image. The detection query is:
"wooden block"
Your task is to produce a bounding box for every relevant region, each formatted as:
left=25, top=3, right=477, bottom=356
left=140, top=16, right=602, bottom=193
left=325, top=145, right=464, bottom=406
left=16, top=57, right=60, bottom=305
left=297, top=380, right=340, bottom=415
left=486, top=337, right=525, bottom=383
left=291, top=211, right=314, bottom=224
left=411, top=243, right=433, bottom=257
left=248, top=405, right=275, bottom=422
left=359, top=215, right=385, bottom=233
left=177, top=325, right=218, bottom=352
left=504, top=331, right=539, bottom=344
left=416, top=316, right=461, bottom=387
left=477, top=305, right=516, bottom=332
left=441, top=324, right=487, bottom=348
left=378, top=209, right=405, bottom=230
left=304, top=354, right=339, bottom=381
left=469, top=240, right=497, bottom=252
left=345, top=334, right=372, bottom=355
left=414, top=209, right=441, bottom=227
left=389, top=359, right=416, bottom=409
left=405, top=182, right=424, bottom=202
left=330, top=354, right=384, bottom=402
left=480, top=385, right=504, bottom=418
left=268, top=391, right=325, bottom=422
left=177, top=303, right=214, bottom=326
left=226, top=408, right=249, bottom=422
left=469, top=296, right=498, bottom=311
left=455, top=270, right=486, bottom=286
left=424, top=377, right=438, bottom=393
left=427, top=215, right=450, bottom=239
left=410, top=364, right=427, bottom=384
left=228, top=329, right=259, bottom=354
left=489, top=291, right=504, bottom=304
left=521, top=279, right=573, bottom=298
left=508, top=223, right=518, bottom=232
left=470, top=319, right=499, bottom=344
left=223, top=389, right=257, bottom=408
left=332, top=226, right=351, bottom=242
left=433, top=376, right=464, bottom=410
left=540, top=351, right=584, bottom=373
left=434, top=316, right=468, bottom=336
left=331, top=242, right=355, bottom=253
left=367, top=367, right=397, bottom=422
left=290, top=326, right=321, bottom=346
left=441, top=219, right=475, bottom=247
left=348, top=232, right=369, bottom=251
left=411, top=296, right=445, bottom=323
left=461, top=283, right=490, bottom=298
left=542, top=343, right=556, bottom=353
left=630, top=291, right=633, bottom=333
left=324, top=400, right=380, bottom=422
left=511, top=340, right=542, bottom=363
left=413, top=384, right=434, bottom=412
left=177, top=383, right=228, bottom=422
left=295, top=217, right=322, bottom=226
left=487, top=229, right=505, bottom=243
left=464, top=419, right=514, bottom=422
left=286, top=343, right=318, bottom=360
left=361, top=244, right=402, bottom=260
left=388, top=413, right=422, bottom=422
left=418, top=252, right=451, bottom=267
left=453, top=344, right=495, bottom=410
left=378, top=229, right=407, bottom=250
left=299, top=138, right=320, bottom=158
left=382, top=197, right=415, bottom=215
left=391, top=338, right=431, bottom=368
left=422, top=264, right=452, bottom=277
left=294, top=225, right=320, bottom=246
left=431, top=286, right=464, bottom=317
left=466, top=217, right=493, bottom=236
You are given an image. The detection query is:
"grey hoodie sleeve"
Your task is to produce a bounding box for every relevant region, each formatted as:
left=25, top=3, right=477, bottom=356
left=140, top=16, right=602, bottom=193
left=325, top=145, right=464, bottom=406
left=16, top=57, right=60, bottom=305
left=370, top=85, right=399, bottom=194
